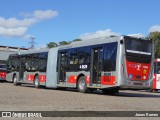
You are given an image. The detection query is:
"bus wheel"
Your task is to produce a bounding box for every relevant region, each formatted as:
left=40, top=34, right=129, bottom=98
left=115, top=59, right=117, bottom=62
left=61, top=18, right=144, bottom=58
left=34, top=76, right=40, bottom=88
left=78, top=76, right=87, bottom=93
left=13, top=75, right=18, bottom=86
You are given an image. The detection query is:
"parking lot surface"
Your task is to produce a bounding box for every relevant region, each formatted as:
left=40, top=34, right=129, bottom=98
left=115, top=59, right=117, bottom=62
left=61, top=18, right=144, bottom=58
left=0, top=81, right=159, bottom=119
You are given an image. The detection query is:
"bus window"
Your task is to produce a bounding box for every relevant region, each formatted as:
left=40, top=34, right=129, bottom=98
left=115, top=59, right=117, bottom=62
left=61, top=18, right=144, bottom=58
left=124, top=36, right=152, bottom=63
left=78, top=47, right=91, bottom=65
left=79, top=55, right=85, bottom=64
left=78, top=47, right=91, bottom=71
left=69, top=49, right=78, bottom=65
left=7, top=55, right=19, bottom=71
left=32, top=53, right=39, bottom=71
left=156, top=62, right=160, bottom=74
left=25, top=54, right=32, bottom=71
left=104, top=42, right=118, bottom=71
left=38, top=52, right=48, bottom=72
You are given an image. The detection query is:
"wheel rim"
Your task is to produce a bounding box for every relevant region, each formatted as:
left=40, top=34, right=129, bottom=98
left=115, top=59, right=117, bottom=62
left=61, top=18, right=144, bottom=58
left=14, top=76, right=17, bottom=83
left=79, top=79, right=86, bottom=90
left=35, top=77, right=39, bottom=87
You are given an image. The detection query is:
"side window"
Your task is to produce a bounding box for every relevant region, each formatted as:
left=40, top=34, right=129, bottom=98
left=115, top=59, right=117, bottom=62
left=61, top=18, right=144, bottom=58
left=25, top=54, right=32, bottom=71
left=8, top=55, right=19, bottom=71
left=78, top=47, right=91, bottom=65
left=32, top=54, right=39, bottom=71
left=104, top=42, right=118, bottom=71
left=154, top=62, right=157, bottom=74
left=78, top=47, right=91, bottom=71
left=66, top=47, right=91, bottom=71
left=79, top=54, right=85, bottom=64
left=14, top=57, right=19, bottom=69
left=157, top=62, right=160, bottom=74
left=69, top=49, right=78, bottom=65
left=8, top=56, right=14, bottom=69
left=38, top=52, right=48, bottom=72
left=7, top=56, right=12, bottom=70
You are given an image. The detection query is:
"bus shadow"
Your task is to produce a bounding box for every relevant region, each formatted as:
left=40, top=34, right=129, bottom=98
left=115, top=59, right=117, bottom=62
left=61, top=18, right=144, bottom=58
left=115, top=91, right=160, bottom=98
left=45, top=88, right=160, bottom=98
left=19, top=84, right=46, bottom=89
left=3, top=82, right=159, bottom=98
left=0, top=80, right=9, bottom=83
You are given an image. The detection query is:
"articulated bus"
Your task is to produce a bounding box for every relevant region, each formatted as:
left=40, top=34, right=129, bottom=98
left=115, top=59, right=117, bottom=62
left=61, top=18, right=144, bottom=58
left=153, top=59, right=160, bottom=91
left=6, top=36, right=154, bottom=94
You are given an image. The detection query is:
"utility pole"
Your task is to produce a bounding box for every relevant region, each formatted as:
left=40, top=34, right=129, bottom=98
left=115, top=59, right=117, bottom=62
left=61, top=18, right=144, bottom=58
left=29, top=37, right=36, bottom=49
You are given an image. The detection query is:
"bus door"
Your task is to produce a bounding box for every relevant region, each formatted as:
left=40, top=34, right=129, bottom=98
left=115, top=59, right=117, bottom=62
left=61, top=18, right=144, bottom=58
left=91, top=47, right=103, bottom=86
left=19, top=57, right=25, bottom=81
left=58, top=52, right=68, bottom=84
left=153, top=61, right=160, bottom=90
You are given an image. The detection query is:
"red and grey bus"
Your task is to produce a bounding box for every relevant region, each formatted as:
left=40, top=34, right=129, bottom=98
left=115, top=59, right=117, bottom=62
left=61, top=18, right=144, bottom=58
left=6, top=48, right=48, bottom=86
left=6, top=36, right=154, bottom=94
left=152, top=58, right=160, bottom=91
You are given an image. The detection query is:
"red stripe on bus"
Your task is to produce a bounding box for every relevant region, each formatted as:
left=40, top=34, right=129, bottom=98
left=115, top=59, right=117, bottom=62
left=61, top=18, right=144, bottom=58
left=39, top=75, right=46, bottom=82
left=0, top=72, right=6, bottom=78
left=153, top=74, right=156, bottom=89
left=86, top=76, right=90, bottom=84
left=68, top=76, right=77, bottom=83
left=68, top=76, right=90, bottom=84
left=27, top=75, right=34, bottom=81
left=101, top=76, right=116, bottom=85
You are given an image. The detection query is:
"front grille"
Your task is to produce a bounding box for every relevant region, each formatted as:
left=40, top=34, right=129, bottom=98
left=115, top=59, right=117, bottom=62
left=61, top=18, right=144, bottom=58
left=133, top=82, right=143, bottom=85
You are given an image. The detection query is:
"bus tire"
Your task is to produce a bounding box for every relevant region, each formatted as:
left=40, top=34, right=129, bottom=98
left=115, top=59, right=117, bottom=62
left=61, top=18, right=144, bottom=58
left=77, top=76, right=87, bottom=93
left=13, top=75, right=18, bottom=86
left=34, top=75, right=40, bottom=88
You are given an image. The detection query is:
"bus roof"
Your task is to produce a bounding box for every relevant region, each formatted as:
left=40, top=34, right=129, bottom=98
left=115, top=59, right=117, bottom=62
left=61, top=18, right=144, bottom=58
left=8, top=35, right=150, bottom=56
left=57, top=35, right=150, bottom=50
left=17, top=48, right=49, bottom=55
left=58, top=36, right=122, bottom=50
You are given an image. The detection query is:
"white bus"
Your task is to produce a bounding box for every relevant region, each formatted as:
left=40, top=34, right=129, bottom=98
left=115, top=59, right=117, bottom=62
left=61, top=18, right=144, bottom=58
left=6, top=36, right=154, bottom=94
left=152, top=58, right=160, bottom=91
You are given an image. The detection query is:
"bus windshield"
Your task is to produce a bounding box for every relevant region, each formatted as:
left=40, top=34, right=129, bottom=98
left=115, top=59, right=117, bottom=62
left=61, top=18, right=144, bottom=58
left=0, top=64, right=6, bottom=70
left=125, top=37, right=152, bottom=54
left=154, top=62, right=160, bottom=74
left=124, top=36, right=152, bottom=63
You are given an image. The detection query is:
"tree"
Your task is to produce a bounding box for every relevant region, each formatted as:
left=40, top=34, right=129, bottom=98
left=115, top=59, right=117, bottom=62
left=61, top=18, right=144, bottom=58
left=148, top=32, right=160, bottom=58
left=72, top=39, right=82, bottom=42
left=110, top=35, right=117, bottom=37
left=47, top=42, right=58, bottom=48
left=59, top=41, right=70, bottom=46
left=46, top=39, right=82, bottom=48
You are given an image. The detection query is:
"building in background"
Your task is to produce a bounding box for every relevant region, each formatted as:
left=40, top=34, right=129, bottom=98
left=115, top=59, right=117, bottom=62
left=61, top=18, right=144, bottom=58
left=0, top=45, right=28, bottom=64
